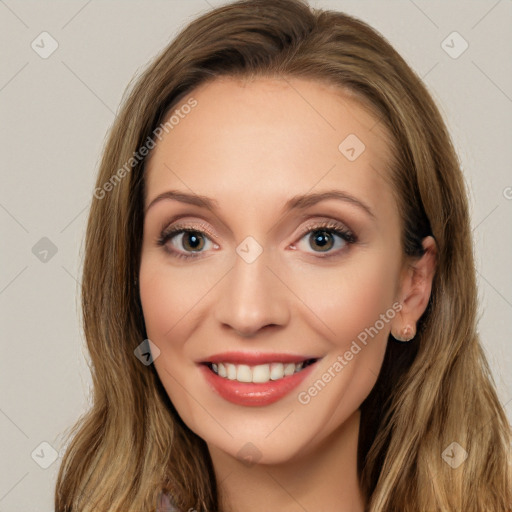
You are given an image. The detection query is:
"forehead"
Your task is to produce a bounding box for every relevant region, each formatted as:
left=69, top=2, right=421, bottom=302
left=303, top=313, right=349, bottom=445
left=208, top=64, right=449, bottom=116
left=144, top=76, right=397, bottom=222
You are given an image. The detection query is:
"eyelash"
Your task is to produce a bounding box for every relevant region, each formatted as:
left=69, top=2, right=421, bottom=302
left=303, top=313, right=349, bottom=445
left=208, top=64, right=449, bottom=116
left=156, top=220, right=357, bottom=260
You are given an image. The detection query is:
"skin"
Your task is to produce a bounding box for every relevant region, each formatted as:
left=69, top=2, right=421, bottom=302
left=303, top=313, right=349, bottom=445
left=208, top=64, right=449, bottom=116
left=139, top=76, right=436, bottom=512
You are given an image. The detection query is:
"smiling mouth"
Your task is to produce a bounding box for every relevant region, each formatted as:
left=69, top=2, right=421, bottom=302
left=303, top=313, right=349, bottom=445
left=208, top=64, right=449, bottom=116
left=204, top=358, right=318, bottom=384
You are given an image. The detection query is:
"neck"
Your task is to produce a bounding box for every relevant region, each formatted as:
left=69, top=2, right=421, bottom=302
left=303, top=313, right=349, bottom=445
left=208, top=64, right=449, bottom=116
left=209, top=409, right=365, bottom=512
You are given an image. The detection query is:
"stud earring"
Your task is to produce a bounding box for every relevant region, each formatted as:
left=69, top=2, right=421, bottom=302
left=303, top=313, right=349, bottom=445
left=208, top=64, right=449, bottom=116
left=392, top=324, right=416, bottom=342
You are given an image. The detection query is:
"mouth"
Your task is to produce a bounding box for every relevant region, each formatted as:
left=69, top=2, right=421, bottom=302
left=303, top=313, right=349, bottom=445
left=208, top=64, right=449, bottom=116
left=203, top=358, right=319, bottom=384
left=198, top=353, right=321, bottom=406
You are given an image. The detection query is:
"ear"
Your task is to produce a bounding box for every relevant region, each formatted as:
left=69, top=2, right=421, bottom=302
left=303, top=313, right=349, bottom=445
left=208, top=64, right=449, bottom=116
left=391, top=236, right=437, bottom=341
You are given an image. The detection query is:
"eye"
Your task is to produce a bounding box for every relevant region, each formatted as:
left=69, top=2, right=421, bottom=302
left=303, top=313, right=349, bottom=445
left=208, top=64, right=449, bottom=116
left=156, top=223, right=218, bottom=260
left=156, top=219, right=356, bottom=260
left=292, top=220, right=356, bottom=258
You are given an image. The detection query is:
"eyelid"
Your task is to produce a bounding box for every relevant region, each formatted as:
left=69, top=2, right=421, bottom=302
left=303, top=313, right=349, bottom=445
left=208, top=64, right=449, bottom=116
left=160, top=217, right=354, bottom=241
left=294, top=218, right=355, bottom=241
left=157, top=217, right=356, bottom=259
left=160, top=220, right=218, bottom=241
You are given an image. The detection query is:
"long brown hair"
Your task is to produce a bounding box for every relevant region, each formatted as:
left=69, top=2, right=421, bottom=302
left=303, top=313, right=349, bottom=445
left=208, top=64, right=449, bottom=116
left=55, top=1, right=512, bottom=510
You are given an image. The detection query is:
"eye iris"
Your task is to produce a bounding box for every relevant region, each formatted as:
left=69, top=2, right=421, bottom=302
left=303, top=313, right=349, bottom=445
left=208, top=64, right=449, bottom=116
left=183, top=231, right=204, bottom=251
left=309, top=230, right=334, bottom=252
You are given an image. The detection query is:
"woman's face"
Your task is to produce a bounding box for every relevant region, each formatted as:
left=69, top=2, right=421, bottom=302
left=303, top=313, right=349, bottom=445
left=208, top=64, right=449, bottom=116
left=139, top=76, right=405, bottom=464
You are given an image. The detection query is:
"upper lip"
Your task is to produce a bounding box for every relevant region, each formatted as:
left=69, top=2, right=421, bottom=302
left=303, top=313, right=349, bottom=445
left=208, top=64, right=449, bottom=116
left=198, top=352, right=320, bottom=365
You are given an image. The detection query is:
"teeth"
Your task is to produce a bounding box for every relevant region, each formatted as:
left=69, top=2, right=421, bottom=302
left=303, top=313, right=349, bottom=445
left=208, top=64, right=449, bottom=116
left=210, top=361, right=309, bottom=383
left=253, top=364, right=270, bottom=383
left=226, top=363, right=237, bottom=380
left=283, top=363, right=296, bottom=376
left=218, top=363, right=227, bottom=378
left=237, top=364, right=252, bottom=383
left=270, top=363, right=284, bottom=380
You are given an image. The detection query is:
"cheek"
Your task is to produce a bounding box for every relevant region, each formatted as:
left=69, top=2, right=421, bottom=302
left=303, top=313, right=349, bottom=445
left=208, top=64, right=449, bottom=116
left=290, top=251, right=399, bottom=349
left=138, top=257, right=197, bottom=400
left=139, top=268, right=179, bottom=345
left=138, top=254, right=220, bottom=344
left=138, top=253, right=228, bottom=419
left=138, top=267, right=185, bottom=340
left=291, top=253, right=400, bottom=434
left=138, top=257, right=207, bottom=426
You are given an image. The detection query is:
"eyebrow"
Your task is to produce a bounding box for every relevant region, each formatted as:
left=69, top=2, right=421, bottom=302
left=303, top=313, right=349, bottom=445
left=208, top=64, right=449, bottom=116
left=145, top=189, right=375, bottom=218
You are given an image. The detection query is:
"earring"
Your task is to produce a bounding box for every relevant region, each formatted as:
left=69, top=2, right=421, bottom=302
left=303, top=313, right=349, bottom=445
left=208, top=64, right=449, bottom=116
left=392, top=324, right=416, bottom=342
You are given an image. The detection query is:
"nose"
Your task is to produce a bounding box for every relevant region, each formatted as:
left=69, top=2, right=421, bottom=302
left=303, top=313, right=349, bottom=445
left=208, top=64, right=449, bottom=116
left=214, top=249, right=290, bottom=337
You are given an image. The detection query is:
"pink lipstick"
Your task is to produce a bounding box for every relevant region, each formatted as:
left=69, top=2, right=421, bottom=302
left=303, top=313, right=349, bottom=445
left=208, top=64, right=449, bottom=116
left=198, top=352, right=320, bottom=406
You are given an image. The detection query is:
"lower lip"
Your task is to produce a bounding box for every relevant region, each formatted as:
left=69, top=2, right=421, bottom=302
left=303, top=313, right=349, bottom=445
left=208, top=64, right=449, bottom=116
left=199, top=363, right=317, bottom=407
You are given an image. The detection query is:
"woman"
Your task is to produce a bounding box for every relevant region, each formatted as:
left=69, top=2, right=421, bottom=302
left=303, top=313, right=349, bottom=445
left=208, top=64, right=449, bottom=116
left=54, top=0, right=512, bottom=511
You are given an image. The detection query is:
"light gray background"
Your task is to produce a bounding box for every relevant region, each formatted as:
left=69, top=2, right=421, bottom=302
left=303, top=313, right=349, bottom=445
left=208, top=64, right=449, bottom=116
left=1, top=1, right=511, bottom=510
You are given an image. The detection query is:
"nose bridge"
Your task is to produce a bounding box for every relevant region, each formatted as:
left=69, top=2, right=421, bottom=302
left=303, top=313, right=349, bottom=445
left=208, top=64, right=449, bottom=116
left=215, top=244, right=290, bottom=336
